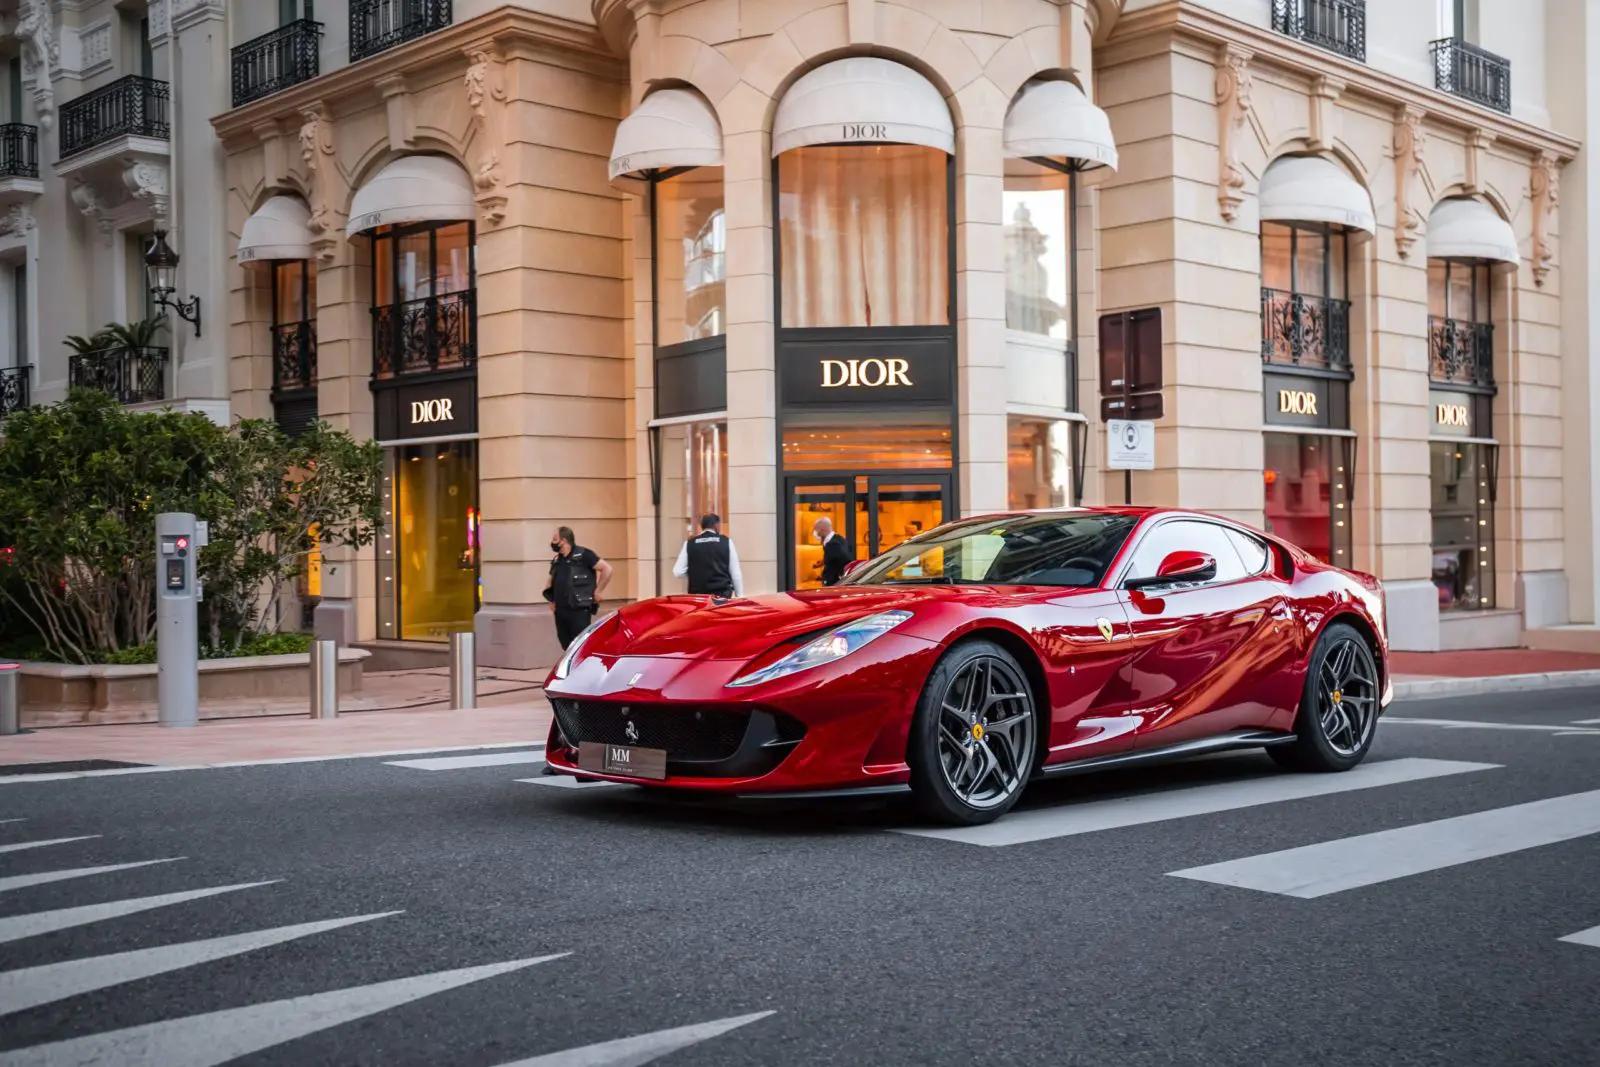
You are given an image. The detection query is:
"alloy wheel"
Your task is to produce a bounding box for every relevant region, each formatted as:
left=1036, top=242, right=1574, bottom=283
left=1317, top=636, right=1379, bottom=758
left=935, top=655, right=1036, bottom=811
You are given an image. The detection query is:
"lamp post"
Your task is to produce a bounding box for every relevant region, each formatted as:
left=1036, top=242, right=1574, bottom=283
left=144, top=230, right=202, bottom=337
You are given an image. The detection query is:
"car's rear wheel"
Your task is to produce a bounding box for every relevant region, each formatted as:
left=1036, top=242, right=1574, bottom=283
left=907, top=640, right=1038, bottom=825
left=1270, top=621, right=1380, bottom=772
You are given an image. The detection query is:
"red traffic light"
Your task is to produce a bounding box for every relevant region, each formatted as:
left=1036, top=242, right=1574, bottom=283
left=176, top=537, right=189, bottom=550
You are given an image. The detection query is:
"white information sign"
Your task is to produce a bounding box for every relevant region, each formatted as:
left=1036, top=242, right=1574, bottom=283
left=1106, top=419, right=1155, bottom=471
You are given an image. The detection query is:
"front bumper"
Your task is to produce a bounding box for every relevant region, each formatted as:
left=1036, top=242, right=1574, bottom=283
left=541, top=633, right=939, bottom=794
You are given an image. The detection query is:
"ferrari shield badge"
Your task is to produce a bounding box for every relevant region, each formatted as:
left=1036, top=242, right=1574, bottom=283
left=1096, top=617, right=1115, bottom=642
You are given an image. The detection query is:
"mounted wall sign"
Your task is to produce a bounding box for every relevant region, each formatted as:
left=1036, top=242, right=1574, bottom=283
left=375, top=374, right=478, bottom=440
left=780, top=335, right=953, bottom=408
left=1429, top=388, right=1489, bottom=439
left=1262, top=370, right=1348, bottom=431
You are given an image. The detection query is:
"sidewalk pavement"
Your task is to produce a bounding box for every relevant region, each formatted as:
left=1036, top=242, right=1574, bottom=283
left=4, top=650, right=1600, bottom=778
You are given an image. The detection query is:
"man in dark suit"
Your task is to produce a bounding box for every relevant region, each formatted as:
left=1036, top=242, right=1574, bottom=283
left=812, top=516, right=855, bottom=586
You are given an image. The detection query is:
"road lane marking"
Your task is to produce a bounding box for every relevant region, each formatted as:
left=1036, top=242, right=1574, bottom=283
left=386, top=748, right=548, bottom=771
left=1571, top=717, right=1600, bottom=725
left=491, top=1011, right=775, bottom=1066
left=1169, top=788, right=1600, bottom=898
left=895, top=758, right=1499, bottom=847
left=0, top=912, right=402, bottom=1016
left=0, top=954, right=569, bottom=1067
left=0, top=835, right=100, bottom=855
left=0, top=883, right=277, bottom=944
left=1559, top=924, right=1600, bottom=948
left=0, top=819, right=23, bottom=825
left=1383, top=718, right=1600, bottom=734
left=0, top=859, right=184, bottom=894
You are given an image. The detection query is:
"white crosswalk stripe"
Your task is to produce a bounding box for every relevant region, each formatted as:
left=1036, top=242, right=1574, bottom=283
left=1384, top=717, right=1600, bottom=735
left=894, top=758, right=1498, bottom=847
left=0, top=882, right=276, bottom=944
left=0, top=819, right=25, bottom=825
left=1169, top=788, right=1600, bottom=898
left=385, top=748, right=547, bottom=771
left=1558, top=923, right=1600, bottom=949
left=491, top=1011, right=775, bottom=1066
left=0, top=835, right=100, bottom=855
left=0, top=858, right=184, bottom=894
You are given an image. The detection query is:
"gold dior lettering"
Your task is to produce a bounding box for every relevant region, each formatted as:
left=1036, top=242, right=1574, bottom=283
left=410, top=398, right=455, bottom=424
left=821, top=358, right=913, bottom=388
left=1436, top=403, right=1470, bottom=428
left=1278, top=389, right=1318, bottom=416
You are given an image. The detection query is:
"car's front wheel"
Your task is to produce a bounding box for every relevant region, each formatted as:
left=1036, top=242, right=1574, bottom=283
left=907, top=640, right=1038, bottom=825
left=1271, top=621, right=1381, bottom=772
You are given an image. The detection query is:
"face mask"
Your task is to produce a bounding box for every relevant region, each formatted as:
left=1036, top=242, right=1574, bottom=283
left=550, top=541, right=562, bottom=552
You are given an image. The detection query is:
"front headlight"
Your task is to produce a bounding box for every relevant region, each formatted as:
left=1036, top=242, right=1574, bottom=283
left=551, top=610, right=616, bottom=680
left=727, top=610, right=911, bottom=688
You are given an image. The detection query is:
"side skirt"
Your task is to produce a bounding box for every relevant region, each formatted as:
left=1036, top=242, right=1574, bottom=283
left=1033, top=730, right=1298, bottom=780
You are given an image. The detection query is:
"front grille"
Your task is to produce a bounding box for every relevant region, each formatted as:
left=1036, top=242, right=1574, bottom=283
left=550, top=699, right=750, bottom=763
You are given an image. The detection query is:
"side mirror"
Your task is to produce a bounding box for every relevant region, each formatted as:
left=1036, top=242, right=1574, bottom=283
left=1125, top=550, right=1217, bottom=591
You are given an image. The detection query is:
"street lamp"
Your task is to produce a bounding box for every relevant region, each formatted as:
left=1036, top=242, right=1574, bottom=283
left=144, top=230, right=201, bottom=337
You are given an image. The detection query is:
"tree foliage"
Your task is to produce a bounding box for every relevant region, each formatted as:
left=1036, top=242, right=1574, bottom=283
left=0, top=390, right=383, bottom=664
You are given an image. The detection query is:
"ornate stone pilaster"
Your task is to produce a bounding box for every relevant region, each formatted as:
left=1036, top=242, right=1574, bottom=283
left=299, top=102, right=344, bottom=264
left=1531, top=150, right=1560, bottom=286
left=464, top=45, right=509, bottom=226
left=1392, top=105, right=1426, bottom=260
left=15, top=0, right=59, bottom=130
left=1215, top=44, right=1253, bottom=223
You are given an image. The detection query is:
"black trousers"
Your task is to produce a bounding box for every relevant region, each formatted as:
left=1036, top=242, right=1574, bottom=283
left=554, top=605, right=596, bottom=649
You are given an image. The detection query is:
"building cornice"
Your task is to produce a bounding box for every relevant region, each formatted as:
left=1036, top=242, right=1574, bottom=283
left=213, top=5, right=625, bottom=146
left=1104, top=0, right=1580, bottom=163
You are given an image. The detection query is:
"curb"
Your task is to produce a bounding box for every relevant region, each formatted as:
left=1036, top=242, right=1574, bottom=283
left=1393, top=669, right=1600, bottom=701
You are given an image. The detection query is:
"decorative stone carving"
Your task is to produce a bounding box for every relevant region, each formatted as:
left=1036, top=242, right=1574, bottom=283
left=1392, top=106, right=1426, bottom=260
left=1215, top=44, right=1253, bottom=223
left=1464, top=130, right=1493, bottom=195
left=2, top=204, right=36, bottom=237
left=298, top=103, right=344, bottom=263
left=70, top=181, right=113, bottom=240
left=1307, top=75, right=1345, bottom=153
left=376, top=73, right=416, bottom=153
left=15, top=1, right=60, bottom=130
left=1531, top=150, right=1560, bottom=287
left=123, top=160, right=171, bottom=230
left=170, top=0, right=227, bottom=33
left=149, top=0, right=171, bottom=41
left=465, top=45, right=509, bottom=226
left=80, top=22, right=112, bottom=74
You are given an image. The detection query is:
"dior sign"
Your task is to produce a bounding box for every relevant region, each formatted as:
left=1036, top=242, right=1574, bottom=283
left=781, top=340, right=954, bottom=409
left=411, top=399, right=455, bottom=425
left=821, top=358, right=912, bottom=388
left=375, top=376, right=477, bottom=441
left=840, top=123, right=888, bottom=140
left=1278, top=389, right=1318, bottom=416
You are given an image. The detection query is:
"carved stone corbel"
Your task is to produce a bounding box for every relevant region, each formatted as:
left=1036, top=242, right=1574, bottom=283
left=377, top=73, right=416, bottom=154
left=298, top=102, right=344, bottom=263
left=69, top=181, right=113, bottom=242
left=254, top=120, right=288, bottom=192
left=3, top=204, right=37, bottom=237
left=15, top=0, right=59, bottom=130
left=1215, top=44, right=1254, bottom=223
left=123, top=159, right=171, bottom=230
left=1392, top=106, right=1425, bottom=259
left=464, top=44, right=509, bottom=226
left=1307, top=75, right=1345, bottom=153
left=1531, top=150, right=1560, bottom=286
left=1464, top=130, right=1494, bottom=195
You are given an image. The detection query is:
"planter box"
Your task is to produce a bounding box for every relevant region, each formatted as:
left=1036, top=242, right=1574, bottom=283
left=15, top=648, right=369, bottom=727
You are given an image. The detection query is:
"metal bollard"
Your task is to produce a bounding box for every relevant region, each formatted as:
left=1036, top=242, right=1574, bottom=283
left=450, top=631, right=477, bottom=710
left=310, top=640, right=338, bottom=719
left=0, top=663, right=19, bottom=736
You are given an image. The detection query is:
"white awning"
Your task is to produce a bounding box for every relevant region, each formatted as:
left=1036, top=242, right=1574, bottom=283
left=238, top=195, right=313, bottom=263
left=771, top=57, right=953, bottom=156
left=347, top=155, right=475, bottom=236
left=1427, top=197, right=1520, bottom=265
left=1258, top=156, right=1375, bottom=235
left=1003, top=79, right=1118, bottom=171
left=609, top=89, right=723, bottom=183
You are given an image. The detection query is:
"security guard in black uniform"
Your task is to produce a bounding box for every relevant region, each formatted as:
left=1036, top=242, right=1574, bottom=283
left=673, top=514, right=744, bottom=598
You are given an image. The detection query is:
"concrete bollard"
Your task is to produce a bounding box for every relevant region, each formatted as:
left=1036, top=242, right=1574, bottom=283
left=450, top=631, right=477, bottom=710
left=0, top=663, right=19, bottom=736
left=310, top=640, right=338, bottom=719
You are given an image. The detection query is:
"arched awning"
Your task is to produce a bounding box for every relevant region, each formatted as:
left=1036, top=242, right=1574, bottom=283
left=609, top=89, right=723, bottom=183
left=1259, top=156, right=1376, bottom=235
left=346, top=155, right=475, bottom=236
left=1427, top=197, right=1520, bottom=265
left=771, top=57, right=953, bottom=156
left=1003, top=79, right=1118, bottom=171
left=238, top=195, right=313, bottom=263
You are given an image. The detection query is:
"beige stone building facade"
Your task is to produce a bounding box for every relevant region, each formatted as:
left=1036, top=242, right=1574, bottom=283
left=201, top=0, right=1596, bottom=666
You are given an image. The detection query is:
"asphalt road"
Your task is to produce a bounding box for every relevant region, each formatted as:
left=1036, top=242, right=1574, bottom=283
left=1, top=688, right=1598, bottom=1066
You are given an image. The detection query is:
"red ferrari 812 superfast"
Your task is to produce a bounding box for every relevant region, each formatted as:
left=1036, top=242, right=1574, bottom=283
left=543, top=507, right=1392, bottom=825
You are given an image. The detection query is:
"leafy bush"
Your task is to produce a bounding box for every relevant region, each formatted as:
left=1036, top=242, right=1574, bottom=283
left=233, top=632, right=314, bottom=658
left=104, top=644, right=158, bottom=665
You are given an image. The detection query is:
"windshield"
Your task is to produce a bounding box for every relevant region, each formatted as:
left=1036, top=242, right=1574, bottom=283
left=841, top=512, right=1139, bottom=588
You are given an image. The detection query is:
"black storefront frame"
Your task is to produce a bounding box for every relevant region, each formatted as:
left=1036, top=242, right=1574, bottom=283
left=364, top=218, right=482, bottom=641
left=643, top=166, right=731, bottom=596
left=771, top=148, right=960, bottom=590
left=268, top=258, right=317, bottom=438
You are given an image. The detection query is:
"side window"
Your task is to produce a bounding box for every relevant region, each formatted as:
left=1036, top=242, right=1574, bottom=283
left=1226, top=528, right=1273, bottom=576
left=1125, top=521, right=1251, bottom=585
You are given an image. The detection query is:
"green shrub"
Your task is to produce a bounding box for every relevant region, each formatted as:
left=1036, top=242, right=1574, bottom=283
left=235, top=632, right=314, bottom=658
left=103, top=644, right=158, bottom=665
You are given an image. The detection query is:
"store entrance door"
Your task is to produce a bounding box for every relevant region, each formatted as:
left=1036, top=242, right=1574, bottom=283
left=786, top=473, right=951, bottom=590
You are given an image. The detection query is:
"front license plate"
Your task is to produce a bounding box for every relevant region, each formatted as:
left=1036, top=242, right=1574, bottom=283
left=578, top=741, right=667, bottom=781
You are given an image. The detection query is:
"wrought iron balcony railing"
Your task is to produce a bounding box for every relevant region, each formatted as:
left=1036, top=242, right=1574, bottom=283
left=372, top=290, right=475, bottom=378
left=0, top=365, right=29, bottom=419
left=0, top=124, right=39, bottom=179
left=272, top=320, right=318, bottom=394
left=350, top=0, right=453, bottom=63
left=1429, top=317, right=1495, bottom=389
left=1261, top=288, right=1352, bottom=372
left=59, top=76, right=170, bottom=160
left=1271, top=0, right=1366, bottom=62
left=1430, top=38, right=1511, bottom=114
left=232, top=20, right=324, bottom=108
left=68, top=348, right=168, bottom=405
